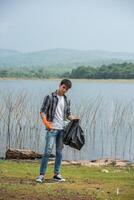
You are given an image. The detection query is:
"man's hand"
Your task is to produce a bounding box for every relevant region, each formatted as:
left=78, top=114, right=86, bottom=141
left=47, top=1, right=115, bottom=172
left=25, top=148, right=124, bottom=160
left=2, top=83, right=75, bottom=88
left=42, top=117, right=53, bottom=130
left=40, top=112, right=53, bottom=130
left=67, top=115, right=80, bottom=121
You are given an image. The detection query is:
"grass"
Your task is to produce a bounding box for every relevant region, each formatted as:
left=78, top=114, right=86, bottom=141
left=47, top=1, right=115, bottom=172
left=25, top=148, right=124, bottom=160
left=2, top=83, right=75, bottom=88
left=0, top=160, right=134, bottom=200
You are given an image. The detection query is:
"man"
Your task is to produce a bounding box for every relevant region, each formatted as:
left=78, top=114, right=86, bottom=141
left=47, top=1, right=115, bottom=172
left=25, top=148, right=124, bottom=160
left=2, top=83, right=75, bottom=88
left=36, top=79, right=79, bottom=183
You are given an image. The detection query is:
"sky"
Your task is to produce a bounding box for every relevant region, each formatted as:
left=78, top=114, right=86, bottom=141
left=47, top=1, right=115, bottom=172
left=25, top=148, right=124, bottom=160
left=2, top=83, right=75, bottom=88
left=0, top=0, right=134, bottom=53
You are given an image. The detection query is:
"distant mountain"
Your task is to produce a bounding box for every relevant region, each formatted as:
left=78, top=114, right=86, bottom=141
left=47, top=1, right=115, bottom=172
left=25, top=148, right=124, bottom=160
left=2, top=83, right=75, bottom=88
left=0, top=49, right=21, bottom=58
left=0, top=48, right=134, bottom=68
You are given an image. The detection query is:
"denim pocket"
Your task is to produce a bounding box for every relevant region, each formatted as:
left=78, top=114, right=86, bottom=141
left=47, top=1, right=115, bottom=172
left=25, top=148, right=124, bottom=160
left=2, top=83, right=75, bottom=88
left=47, top=129, right=57, bottom=134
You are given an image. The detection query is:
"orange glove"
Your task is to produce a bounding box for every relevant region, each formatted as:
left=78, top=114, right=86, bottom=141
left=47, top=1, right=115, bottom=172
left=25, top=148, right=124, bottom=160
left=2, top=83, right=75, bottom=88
left=40, top=112, right=53, bottom=130
left=42, top=117, right=53, bottom=130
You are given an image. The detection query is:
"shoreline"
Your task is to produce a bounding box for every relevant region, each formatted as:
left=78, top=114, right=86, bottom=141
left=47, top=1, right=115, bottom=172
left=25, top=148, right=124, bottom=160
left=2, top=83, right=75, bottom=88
left=1, top=77, right=134, bottom=83
left=1, top=158, right=134, bottom=167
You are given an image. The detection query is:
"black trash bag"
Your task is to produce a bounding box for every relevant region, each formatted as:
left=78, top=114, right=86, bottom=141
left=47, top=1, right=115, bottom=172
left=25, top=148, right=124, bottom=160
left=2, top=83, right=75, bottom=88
left=63, top=119, right=85, bottom=150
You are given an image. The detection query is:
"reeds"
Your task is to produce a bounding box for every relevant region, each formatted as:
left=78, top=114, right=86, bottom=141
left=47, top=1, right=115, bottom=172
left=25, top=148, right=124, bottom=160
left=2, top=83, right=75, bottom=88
left=0, top=90, right=134, bottom=161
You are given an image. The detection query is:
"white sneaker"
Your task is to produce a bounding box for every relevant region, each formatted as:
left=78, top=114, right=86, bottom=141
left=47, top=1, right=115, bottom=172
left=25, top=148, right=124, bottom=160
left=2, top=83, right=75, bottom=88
left=36, top=175, right=44, bottom=183
left=53, top=174, right=65, bottom=182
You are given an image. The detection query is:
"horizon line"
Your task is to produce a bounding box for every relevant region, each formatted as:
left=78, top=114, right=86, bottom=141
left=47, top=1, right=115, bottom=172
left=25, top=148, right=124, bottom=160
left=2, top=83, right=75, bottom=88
left=1, top=48, right=134, bottom=54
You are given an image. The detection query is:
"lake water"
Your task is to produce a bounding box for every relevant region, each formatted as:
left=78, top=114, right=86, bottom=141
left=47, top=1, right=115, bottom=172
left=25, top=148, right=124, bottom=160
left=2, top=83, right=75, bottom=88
left=0, top=79, right=134, bottom=161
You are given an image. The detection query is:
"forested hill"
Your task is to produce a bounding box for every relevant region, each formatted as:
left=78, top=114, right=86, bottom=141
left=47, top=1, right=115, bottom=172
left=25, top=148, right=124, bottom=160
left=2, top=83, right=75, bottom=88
left=66, top=63, right=134, bottom=79
left=0, top=62, right=134, bottom=79
left=0, top=48, right=134, bottom=68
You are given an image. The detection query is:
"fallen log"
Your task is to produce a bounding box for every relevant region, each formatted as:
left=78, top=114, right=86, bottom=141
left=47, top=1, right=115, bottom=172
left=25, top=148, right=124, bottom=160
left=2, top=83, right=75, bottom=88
left=6, top=148, right=55, bottom=160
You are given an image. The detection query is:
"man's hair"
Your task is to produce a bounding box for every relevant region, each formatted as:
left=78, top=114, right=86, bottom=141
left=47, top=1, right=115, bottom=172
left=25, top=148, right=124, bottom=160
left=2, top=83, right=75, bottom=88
left=60, top=79, right=72, bottom=89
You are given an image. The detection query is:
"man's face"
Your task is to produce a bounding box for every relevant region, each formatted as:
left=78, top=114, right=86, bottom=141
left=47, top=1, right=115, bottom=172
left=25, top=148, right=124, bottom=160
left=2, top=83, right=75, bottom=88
left=59, top=84, right=69, bottom=95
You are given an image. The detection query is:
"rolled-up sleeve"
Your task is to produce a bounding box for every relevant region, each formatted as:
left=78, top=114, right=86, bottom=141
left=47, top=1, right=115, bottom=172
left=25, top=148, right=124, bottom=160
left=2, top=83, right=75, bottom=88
left=40, top=95, right=50, bottom=114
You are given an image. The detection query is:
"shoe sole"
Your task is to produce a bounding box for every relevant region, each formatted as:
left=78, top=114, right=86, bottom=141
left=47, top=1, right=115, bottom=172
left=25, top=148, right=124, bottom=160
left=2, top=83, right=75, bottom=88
left=53, top=178, right=65, bottom=182
left=36, top=179, right=44, bottom=183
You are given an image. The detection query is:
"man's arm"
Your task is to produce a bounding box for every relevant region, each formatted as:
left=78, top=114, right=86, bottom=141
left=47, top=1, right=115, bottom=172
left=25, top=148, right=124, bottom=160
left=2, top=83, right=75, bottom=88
left=40, top=95, right=50, bottom=114
left=66, top=99, right=79, bottom=121
left=40, top=95, right=53, bottom=130
left=40, top=112, right=53, bottom=130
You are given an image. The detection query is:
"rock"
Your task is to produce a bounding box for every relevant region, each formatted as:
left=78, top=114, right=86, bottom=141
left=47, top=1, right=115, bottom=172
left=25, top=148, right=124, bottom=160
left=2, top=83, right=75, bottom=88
left=101, top=169, right=109, bottom=173
left=115, top=160, right=129, bottom=167
left=6, top=148, right=42, bottom=159
left=94, top=158, right=115, bottom=166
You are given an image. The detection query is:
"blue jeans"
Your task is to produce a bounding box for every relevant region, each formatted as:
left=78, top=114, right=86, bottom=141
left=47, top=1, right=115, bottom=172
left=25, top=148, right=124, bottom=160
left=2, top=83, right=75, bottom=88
left=40, top=129, right=64, bottom=176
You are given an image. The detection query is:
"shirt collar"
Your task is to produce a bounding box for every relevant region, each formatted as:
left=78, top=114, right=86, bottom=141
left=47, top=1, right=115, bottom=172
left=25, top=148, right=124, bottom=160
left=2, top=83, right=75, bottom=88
left=52, top=90, right=67, bottom=99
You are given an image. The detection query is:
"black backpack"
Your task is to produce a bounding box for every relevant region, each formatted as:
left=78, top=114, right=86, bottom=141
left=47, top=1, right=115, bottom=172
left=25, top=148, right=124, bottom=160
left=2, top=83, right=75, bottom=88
left=63, top=119, right=85, bottom=150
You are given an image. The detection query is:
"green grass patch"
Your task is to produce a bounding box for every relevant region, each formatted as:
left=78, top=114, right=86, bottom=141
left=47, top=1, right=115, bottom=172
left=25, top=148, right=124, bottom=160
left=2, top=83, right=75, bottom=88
left=0, top=160, right=134, bottom=200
